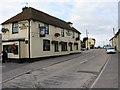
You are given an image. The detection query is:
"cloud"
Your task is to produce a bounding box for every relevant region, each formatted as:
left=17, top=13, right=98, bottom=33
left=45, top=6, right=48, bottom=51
left=69, top=1, right=118, bottom=46
left=0, top=0, right=118, bottom=47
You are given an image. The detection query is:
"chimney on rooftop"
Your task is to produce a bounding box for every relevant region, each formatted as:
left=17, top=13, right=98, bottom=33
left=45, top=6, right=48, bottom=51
left=22, top=6, right=28, bottom=11
left=67, top=22, right=73, bottom=27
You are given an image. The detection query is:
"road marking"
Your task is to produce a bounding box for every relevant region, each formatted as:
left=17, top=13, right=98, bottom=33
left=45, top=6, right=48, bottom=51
left=90, top=55, right=111, bottom=88
left=80, top=60, right=88, bottom=64
left=79, top=56, right=95, bottom=64
left=0, top=66, right=5, bottom=67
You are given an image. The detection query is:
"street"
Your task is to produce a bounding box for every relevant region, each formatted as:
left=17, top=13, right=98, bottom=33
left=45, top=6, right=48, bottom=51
left=1, top=49, right=118, bottom=88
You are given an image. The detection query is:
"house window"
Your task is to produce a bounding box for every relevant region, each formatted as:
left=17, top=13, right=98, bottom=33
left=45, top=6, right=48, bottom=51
left=72, top=32, right=75, bottom=38
left=40, top=26, right=46, bottom=37
left=61, top=42, right=67, bottom=51
left=89, top=42, right=91, bottom=45
left=43, top=40, right=50, bottom=51
left=54, top=41, right=59, bottom=52
left=44, top=24, right=49, bottom=34
left=12, top=22, right=18, bottom=34
left=61, top=29, right=64, bottom=37
left=3, top=45, right=18, bottom=55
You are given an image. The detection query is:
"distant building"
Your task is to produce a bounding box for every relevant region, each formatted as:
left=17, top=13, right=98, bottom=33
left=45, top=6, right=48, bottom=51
left=1, top=7, right=81, bottom=61
left=83, top=37, right=95, bottom=49
left=85, top=38, right=95, bottom=49
left=109, top=29, right=120, bottom=52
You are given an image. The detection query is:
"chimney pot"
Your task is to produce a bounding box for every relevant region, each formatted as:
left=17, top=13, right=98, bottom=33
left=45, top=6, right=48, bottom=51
left=22, top=6, right=28, bottom=11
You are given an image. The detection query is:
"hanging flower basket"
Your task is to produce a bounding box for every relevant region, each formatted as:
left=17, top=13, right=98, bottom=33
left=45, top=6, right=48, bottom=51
left=51, top=40, right=57, bottom=44
left=59, top=41, right=64, bottom=44
left=74, top=42, right=78, bottom=45
left=1, top=28, right=9, bottom=33
left=9, top=44, right=16, bottom=50
left=69, top=42, right=73, bottom=45
left=76, top=37, right=80, bottom=41
left=55, top=33, right=60, bottom=37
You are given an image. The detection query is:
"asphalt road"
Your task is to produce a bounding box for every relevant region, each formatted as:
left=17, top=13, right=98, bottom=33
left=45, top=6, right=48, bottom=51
left=1, top=50, right=89, bottom=82
left=2, top=49, right=115, bottom=88
left=91, top=53, right=118, bottom=88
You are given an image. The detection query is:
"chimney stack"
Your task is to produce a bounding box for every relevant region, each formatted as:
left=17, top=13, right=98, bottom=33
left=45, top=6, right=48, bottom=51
left=22, top=6, right=28, bottom=11
left=67, top=22, right=73, bottom=27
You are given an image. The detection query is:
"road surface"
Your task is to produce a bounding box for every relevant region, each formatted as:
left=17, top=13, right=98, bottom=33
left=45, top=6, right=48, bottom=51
left=1, top=49, right=118, bottom=88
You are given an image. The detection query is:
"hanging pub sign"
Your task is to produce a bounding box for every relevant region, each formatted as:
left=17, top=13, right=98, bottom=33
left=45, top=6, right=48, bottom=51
left=40, top=26, right=46, bottom=37
left=1, top=28, right=9, bottom=33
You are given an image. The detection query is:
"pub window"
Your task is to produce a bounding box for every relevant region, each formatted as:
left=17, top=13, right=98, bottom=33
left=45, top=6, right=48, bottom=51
left=44, top=24, right=49, bottom=34
left=3, top=45, right=18, bottom=55
left=54, top=41, right=59, bottom=52
left=89, top=42, right=91, bottom=45
left=61, top=42, right=67, bottom=51
left=43, top=40, right=50, bottom=51
left=12, top=22, right=18, bottom=34
left=61, top=29, right=64, bottom=37
left=40, top=26, right=46, bottom=37
left=72, top=32, right=75, bottom=38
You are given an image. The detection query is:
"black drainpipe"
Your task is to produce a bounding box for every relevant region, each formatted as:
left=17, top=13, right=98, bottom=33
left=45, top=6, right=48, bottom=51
left=28, top=19, right=31, bottom=62
left=19, top=41, right=21, bottom=59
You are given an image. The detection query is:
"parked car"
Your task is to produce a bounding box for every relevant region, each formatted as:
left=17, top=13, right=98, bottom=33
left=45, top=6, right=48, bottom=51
left=106, top=47, right=116, bottom=54
left=81, top=48, right=87, bottom=51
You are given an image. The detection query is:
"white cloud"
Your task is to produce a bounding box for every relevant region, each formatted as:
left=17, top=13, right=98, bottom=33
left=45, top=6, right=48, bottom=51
left=69, top=1, right=118, bottom=46
left=0, top=0, right=118, bottom=47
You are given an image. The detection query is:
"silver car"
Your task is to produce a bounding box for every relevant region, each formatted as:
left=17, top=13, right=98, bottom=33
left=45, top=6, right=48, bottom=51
left=106, top=47, right=116, bottom=54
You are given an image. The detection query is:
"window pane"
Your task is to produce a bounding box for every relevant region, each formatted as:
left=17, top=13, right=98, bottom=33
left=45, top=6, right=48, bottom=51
left=3, top=45, right=18, bottom=54
left=12, top=22, right=18, bottom=34
left=61, top=42, right=67, bottom=51
left=44, top=24, right=49, bottom=34
left=73, top=32, right=75, bottom=38
left=54, top=41, right=59, bottom=52
left=43, top=40, right=50, bottom=51
left=61, top=29, right=64, bottom=37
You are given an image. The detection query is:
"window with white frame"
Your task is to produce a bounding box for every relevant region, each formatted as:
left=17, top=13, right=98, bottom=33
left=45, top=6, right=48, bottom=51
left=12, top=22, right=18, bottom=34
left=72, top=32, right=75, bottom=38
left=44, top=24, right=49, bottom=34
left=61, top=29, right=64, bottom=37
left=43, top=40, right=50, bottom=51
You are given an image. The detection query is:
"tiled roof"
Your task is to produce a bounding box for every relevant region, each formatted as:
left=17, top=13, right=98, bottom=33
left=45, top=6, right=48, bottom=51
left=2, top=7, right=81, bottom=34
left=109, top=29, right=120, bottom=41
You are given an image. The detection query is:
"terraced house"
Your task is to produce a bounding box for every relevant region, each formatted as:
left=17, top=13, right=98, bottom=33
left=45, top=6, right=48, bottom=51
left=109, top=29, right=120, bottom=52
left=1, top=7, right=81, bottom=62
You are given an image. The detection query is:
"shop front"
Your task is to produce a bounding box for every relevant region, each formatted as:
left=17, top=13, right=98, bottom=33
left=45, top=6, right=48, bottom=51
left=2, top=38, right=26, bottom=60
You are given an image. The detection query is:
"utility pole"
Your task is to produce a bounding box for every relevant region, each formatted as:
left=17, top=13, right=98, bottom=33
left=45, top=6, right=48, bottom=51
left=113, top=28, right=116, bottom=50
left=86, top=30, right=89, bottom=50
left=113, top=28, right=115, bottom=35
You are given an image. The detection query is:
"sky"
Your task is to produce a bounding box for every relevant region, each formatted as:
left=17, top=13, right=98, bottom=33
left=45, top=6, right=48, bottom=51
left=0, top=0, right=119, bottom=47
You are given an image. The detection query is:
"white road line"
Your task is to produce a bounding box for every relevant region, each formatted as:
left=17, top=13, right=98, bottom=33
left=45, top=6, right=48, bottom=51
left=80, top=60, right=88, bottom=64
left=80, top=56, right=95, bottom=64
left=0, top=66, right=5, bottom=67
left=90, top=55, right=111, bottom=88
